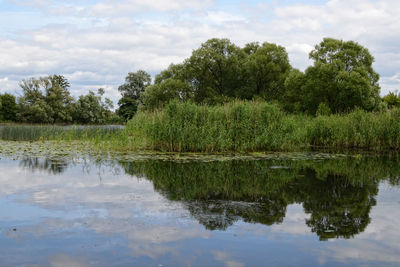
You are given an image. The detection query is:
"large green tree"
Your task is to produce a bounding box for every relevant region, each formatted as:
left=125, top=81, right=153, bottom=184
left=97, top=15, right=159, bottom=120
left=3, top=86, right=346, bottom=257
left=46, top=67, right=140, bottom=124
left=185, top=38, right=245, bottom=102
left=117, top=70, right=151, bottom=120
left=241, top=42, right=291, bottom=100
left=299, top=38, right=381, bottom=114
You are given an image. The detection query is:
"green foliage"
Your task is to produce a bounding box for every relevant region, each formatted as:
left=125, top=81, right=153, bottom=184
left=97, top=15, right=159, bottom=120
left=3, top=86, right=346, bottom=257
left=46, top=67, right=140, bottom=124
left=0, top=93, right=17, bottom=121
left=0, top=124, right=122, bottom=141
left=283, top=69, right=306, bottom=112
left=73, top=89, right=114, bottom=124
left=316, top=102, right=332, bottom=116
left=117, top=70, right=151, bottom=120
left=298, top=38, right=381, bottom=114
left=126, top=100, right=304, bottom=152
left=305, top=108, right=400, bottom=149
left=17, top=75, right=74, bottom=123
left=154, top=63, right=188, bottom=84
left=118, top=70, right=151, bottom=100
left=13, top=75, right=117, bottom=124
left=185, top=38, right=245, bottom=102
left=383, top=91, right=400, bottom=108
left=140, top=78, right=194, bottom=110
left=242, top=42, right=291, bottom=100
left=126, top=100, right=400, bottom=152
left=134, top=37, right=383, bottom=116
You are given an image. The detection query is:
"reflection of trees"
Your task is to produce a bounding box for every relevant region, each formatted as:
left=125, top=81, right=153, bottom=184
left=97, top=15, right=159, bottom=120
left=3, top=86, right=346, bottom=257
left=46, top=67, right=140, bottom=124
left=16, top=153, right=400, bottom=240
left=119, top=156, right=400, bottom=240
left=121, top=160, right=294, bottom=230
left=19, top=157, right=68, bottom=174
left=291, top=168, right=378, bottom=240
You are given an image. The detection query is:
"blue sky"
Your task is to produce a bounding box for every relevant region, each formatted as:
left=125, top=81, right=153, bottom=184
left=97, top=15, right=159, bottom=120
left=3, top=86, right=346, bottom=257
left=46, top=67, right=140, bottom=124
left=0, top=0, right=399, bottom=103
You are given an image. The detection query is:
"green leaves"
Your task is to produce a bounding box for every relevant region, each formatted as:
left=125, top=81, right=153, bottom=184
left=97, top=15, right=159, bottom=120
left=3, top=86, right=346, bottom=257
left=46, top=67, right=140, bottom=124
left=0, top=93, right=17, bottom=122
left=117, top=70, right=152, bottom=121
left=288, top=38, right=381, bottom=115
left=242, top=42, right=291, bottom=100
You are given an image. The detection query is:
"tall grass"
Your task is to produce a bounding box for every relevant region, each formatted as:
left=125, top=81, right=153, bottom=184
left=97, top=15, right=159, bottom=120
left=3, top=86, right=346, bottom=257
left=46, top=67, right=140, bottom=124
left=3, top=102, right=400, bottom=153
left=0, top=124, right=123, bottom=141
left=306, top=108, right=400, bottom=149
left=126, top=100, right=400, bottom=152
left=126, top=100, right=306, bottom=152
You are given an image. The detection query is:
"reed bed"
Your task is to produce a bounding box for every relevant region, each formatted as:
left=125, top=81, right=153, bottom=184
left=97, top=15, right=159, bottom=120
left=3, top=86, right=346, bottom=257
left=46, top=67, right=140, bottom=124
left=126, top=100, right=400, bottom=152
left=3, top=101, right=400, bottom=153
left=0, top=124, right=123, bottom=141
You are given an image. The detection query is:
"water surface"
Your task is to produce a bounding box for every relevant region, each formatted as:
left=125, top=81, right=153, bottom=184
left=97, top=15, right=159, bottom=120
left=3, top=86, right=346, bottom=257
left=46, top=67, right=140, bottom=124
left=0, top=154, right=399, bottom=266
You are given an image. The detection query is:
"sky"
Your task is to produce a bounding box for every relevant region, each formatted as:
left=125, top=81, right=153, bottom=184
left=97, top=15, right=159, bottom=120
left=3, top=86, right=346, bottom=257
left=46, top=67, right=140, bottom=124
left=0, top=0, right=399, bottom=104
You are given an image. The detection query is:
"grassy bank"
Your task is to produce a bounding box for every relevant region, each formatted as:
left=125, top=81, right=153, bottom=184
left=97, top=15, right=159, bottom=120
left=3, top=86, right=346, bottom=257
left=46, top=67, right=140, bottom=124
left=125, top=100, right=400, bottom=152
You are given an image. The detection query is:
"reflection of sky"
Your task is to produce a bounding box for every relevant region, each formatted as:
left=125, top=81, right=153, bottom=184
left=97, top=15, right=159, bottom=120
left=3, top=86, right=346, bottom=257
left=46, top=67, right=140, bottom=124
left=0, top=157, right=399, bottom=266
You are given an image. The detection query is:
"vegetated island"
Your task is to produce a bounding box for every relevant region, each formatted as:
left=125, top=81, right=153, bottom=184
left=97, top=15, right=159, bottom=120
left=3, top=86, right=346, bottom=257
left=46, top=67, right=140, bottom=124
left=1, top=37, right=400, bottom=154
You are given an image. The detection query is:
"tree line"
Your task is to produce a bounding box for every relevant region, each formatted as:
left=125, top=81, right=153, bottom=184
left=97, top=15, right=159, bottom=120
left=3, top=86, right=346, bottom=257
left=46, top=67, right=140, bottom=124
left=0, top=75, right=118, bottom=124
left=1, top=37, right=398, bottom=124
left=117, top=37, right=395, bottom=121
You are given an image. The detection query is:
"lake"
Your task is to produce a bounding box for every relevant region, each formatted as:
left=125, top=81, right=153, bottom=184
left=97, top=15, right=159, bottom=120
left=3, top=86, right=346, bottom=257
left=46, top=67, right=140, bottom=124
left=0, top=152, right=399, bottom=266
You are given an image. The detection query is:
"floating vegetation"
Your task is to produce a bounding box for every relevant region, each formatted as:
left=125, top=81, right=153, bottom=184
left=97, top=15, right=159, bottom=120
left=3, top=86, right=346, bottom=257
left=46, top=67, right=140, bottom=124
left=0, top=140, right=352, bottom=163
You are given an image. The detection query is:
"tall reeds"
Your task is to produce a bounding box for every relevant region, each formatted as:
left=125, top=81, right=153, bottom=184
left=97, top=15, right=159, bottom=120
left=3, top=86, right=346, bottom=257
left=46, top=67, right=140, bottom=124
left=0, top=124, right=122, bottom=141
left=3, top=102, right=400, bottom=153
left=126, top=100, right=400, bottom=152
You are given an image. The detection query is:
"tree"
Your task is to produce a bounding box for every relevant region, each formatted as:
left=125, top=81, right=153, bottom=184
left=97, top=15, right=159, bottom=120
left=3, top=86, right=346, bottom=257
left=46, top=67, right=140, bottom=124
left=301, top=38, right=381, bottom=114
left=43, top=75, right=74, bottom=123
left=383, top=91, right=400, bottom=108
left=141, top=78, right=194, bottom=110
left=117, top=70, right=151, bottom=120
left=17, top=77, right=50, bottom=123
left=185, top=38, right=246, bottom=102
left=241, top=42, right=291, bottom=100
left=0, top=93, right=17, bottom=121
left=283, top=69, right=306, bottom=113
left=72, top=88, right=114, bottom=124
left=154, top=63, right=188, bottom=84
left=17, top=75, right=74, bottom=123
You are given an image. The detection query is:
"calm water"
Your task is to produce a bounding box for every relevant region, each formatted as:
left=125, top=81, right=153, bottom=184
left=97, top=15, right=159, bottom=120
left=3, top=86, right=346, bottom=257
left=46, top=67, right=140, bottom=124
left=0, top=154, right=400, bottom=266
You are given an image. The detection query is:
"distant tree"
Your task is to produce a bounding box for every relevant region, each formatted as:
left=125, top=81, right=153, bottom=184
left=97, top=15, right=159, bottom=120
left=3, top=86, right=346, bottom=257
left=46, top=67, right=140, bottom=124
left=72, top=88, right=114, bottom=124
left=0, top=93, right=17, bottom=121
left=17, top=75, right=74, bottom=123
left=17, top=77, right=51, bottom=123
left=241, top=42, right=291, bottom=100
left=117, top=70, right=151, bottom=120
left=301, top=38, right=381, bottom=114
left=43, top=75, right=74, bottom=123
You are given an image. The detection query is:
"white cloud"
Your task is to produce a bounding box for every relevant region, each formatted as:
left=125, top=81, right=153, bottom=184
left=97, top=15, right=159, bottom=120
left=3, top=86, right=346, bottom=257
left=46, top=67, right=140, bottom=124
left=213, top=251, right=245, bottom=267
left=0, top=0, right=399, bottom=106
left=0, top=158, right=211, bottom=263
left=317, top=183, right=400, bottom=264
